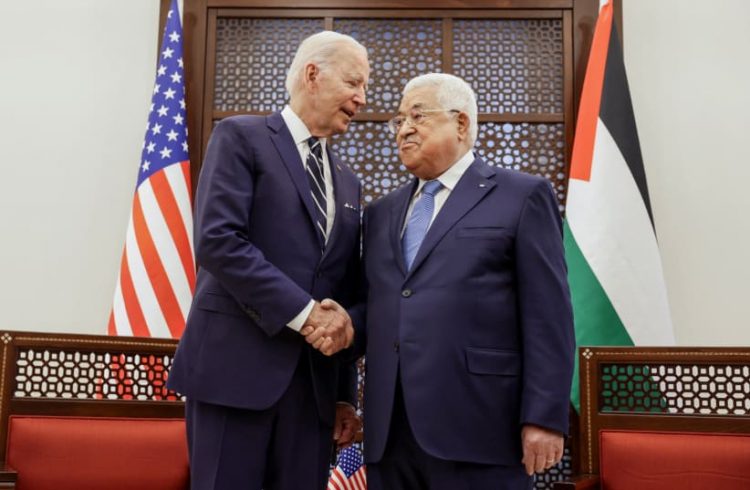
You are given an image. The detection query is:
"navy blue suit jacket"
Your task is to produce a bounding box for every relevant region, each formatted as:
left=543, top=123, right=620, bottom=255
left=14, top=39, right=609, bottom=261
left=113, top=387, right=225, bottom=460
left=355, top=157, right=574, bottom=465
left=168, top=113, right=361, bottom=425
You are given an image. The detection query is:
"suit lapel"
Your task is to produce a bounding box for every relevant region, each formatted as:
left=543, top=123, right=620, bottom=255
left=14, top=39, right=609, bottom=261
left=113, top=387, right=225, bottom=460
left=321, top=149, right=347, bottom=262
left=406, top=158, right=496, bottom=278
left=267, top=113, right=325, bottom=250
left=390, top=179, right=419, bottom=277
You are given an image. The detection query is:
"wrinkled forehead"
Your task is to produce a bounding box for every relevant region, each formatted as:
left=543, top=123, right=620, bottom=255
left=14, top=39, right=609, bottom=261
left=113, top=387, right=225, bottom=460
left=331, top=44, right=370, bottom=72
left=397, top=86, right=439, bottom=114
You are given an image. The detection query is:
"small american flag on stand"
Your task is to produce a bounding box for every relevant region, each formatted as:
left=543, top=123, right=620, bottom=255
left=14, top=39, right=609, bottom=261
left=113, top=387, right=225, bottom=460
left=328, top=446, right=367, bottom=490
left=109, top=0, right=195, bottom=339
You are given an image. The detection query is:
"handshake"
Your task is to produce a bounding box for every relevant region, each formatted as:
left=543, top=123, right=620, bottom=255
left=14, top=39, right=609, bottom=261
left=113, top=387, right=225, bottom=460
left=300, top=299, right=353, bottom=356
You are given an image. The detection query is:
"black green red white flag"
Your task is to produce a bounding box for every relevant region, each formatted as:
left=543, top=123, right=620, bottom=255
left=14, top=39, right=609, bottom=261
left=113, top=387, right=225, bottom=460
left=564, top=0, right=674, bottom=410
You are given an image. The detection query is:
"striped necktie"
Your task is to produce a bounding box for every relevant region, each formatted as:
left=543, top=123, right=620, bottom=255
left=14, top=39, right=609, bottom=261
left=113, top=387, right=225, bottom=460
left=305, top=137, right=327, bottom=245
left=402, top=180, right=442, bottom=270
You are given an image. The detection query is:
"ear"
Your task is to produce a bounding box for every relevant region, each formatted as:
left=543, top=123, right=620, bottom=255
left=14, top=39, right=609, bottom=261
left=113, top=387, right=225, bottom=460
left=303, top=62, right=319, bottom=90
left=456, top=112, right=470, bottom=141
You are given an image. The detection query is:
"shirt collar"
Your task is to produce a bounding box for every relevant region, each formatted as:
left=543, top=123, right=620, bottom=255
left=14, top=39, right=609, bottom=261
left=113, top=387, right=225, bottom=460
left=281, top=105, right=327, bottom=152
left=415, top=149, right=475, bottom=195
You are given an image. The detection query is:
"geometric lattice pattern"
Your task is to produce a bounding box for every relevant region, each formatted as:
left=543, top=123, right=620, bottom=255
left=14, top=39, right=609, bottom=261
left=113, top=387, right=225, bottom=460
left=213, top=18, right=324, bottom=112
left=476, top=122, right=567, bottom=208
left=601, top=363, right=750, bottom=415
left=356, top=357, right=366, bottom=415
left=333, top=121, right=567, bottom=208
left=534, top=446, right=574, bottom=489
left=209, top=17, right=569, bottom=213
left=15, top=348, right=180, bottom=401
left=453, top=19, right=563, bottom=114
left=334, top=18, right=443, bottom=114
left=331, top=121, right=406, bottom=204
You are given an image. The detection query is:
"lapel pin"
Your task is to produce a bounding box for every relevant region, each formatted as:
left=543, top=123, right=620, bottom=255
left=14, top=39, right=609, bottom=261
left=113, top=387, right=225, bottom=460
left=344, top=202, right=357, bottom=211
left=479, top=183, right=487, bottom=188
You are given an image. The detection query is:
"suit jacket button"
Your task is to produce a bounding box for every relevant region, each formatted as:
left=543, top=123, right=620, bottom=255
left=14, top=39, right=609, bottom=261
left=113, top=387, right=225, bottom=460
left=401, top=289, right=412, bottom=298
left=393, top=342, right=399, bottom=353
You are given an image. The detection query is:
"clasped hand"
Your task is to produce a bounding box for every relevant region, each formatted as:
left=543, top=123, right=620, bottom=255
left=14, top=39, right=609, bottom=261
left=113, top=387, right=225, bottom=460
left=300, top=299, right=353, bottom=356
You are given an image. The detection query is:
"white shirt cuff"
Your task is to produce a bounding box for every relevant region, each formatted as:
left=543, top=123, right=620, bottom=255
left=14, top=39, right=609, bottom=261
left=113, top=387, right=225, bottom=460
left=287, top=300, right=315, bottom=331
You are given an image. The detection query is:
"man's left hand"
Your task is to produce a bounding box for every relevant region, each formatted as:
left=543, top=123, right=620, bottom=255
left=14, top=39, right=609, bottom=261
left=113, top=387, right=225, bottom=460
left=333, top=403, right=361, bottom=449
left=301, top=299, right=354, bottom=356
left=521, top=424, right=564, bottom=475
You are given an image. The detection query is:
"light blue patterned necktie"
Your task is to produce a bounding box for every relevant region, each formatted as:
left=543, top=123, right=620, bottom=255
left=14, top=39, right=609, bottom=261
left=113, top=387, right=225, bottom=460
left=402, top=180, right=443, bottom=270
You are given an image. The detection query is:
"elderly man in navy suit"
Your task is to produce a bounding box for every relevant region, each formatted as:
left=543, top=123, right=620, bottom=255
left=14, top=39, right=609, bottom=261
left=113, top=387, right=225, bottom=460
left=308, top=73, right=575, bottom=489
left=168, top=31, right=369, bottom=490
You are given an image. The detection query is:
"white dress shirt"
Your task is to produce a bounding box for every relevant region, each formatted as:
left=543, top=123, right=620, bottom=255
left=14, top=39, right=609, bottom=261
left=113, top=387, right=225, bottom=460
left=281, top=106, right=336, bottom=331
left=402, top=149, right=476, bottom=236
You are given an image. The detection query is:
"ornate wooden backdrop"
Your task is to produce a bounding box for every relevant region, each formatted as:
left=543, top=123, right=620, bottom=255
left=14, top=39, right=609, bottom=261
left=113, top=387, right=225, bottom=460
left=170, top=0, right=606, bottom=487
left=179, top=0, right=603, bottom=209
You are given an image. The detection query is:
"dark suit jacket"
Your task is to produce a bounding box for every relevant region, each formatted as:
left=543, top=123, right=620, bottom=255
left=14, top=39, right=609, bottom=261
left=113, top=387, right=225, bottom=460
left=168, top=113, right=361, bottom=425
left=355, top=157, right=574, bottom=465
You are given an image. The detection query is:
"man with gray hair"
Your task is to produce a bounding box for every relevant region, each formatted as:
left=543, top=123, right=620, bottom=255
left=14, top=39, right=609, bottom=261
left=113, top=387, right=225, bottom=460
left=309, top=72, right=574, bottom=489
left=168, top=31, right=368, bottom=489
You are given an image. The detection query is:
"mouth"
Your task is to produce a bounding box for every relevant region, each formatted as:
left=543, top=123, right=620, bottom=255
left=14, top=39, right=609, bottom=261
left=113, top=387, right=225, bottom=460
left=341, top=108, right=355, bottom=118
left=399, top=141, right=418, bottom=151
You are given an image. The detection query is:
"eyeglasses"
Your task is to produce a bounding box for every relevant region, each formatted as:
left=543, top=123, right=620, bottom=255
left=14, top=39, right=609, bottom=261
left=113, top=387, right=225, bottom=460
left=387, top=109, right=460, bottom=135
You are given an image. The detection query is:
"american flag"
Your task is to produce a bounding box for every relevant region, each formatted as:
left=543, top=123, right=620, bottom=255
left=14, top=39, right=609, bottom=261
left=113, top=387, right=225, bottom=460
left=109, top=0, right=194, bottom=338
left=328, top=446, right=367, bottom=490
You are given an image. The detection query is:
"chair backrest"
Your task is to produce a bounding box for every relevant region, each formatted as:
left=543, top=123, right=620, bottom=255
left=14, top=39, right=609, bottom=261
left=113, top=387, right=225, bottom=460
left=578, top=346, right=750, bottom=489
left=0, top=330, right=187, bottom=490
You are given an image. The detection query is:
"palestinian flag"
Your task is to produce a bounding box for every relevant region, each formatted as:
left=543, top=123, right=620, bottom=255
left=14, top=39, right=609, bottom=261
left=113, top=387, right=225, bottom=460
left=564, top=0, right=675, bottom=410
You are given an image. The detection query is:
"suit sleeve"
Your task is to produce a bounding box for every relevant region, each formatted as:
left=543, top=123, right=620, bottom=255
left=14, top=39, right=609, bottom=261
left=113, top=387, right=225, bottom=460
left=337, top=359, right=359, bottom=407
left=193, top=119, right=312, bottom=337
left=341, top=203, right=369, bottom=363
left=515, top=179, right=575, bottom=434
left=336, top=181, right=363, bottom=405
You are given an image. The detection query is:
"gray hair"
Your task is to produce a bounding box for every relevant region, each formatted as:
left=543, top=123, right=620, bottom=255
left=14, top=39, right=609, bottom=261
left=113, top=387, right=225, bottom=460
left=285, top=31, right=368, bottom=98
left=403, top=73, right=478, bottom=145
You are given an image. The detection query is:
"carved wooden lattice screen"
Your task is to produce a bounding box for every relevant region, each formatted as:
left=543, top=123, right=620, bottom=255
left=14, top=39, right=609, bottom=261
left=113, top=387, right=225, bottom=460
left=0, top=331, right=183, bottom=463
left=196, top=9, right=576, bottom=206
left=577, top=347, right=750, bottom=478
left=182, top=1, right=598, bottom=487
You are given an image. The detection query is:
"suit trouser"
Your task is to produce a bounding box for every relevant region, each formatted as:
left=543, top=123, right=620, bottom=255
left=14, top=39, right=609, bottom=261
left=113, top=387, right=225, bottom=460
left=367, top=374, right=533, bottom=490
left=185, top=354, right=333, bottom=490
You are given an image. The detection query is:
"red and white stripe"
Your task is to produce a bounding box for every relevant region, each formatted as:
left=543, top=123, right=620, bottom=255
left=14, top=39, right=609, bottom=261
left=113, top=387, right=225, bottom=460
left=109, top=161, right=195, bottom=338
left=327, top=466, right=367, bottom=490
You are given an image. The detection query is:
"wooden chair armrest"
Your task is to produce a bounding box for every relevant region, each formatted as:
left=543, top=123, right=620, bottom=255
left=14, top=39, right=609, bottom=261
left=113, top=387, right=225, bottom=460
left=0, top=463, right=17, bottom=489
left=552, top=474, right=600, bottom=490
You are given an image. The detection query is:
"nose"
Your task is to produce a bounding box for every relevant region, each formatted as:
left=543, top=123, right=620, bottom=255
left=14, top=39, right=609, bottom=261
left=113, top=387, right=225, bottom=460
left=353, top=86, right=366, bottom=107
left=397, top=119, right=415, bottom=139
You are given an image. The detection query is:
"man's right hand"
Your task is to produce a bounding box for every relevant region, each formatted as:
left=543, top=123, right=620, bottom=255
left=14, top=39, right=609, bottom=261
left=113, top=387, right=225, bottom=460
left=300, top=300, right=353, bottom=356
